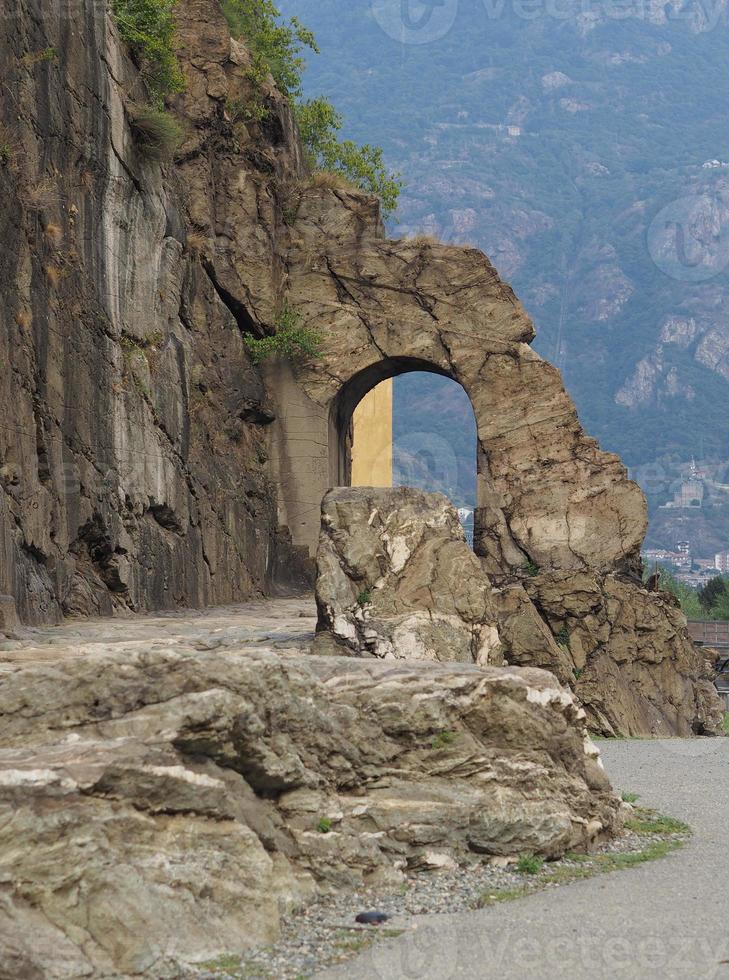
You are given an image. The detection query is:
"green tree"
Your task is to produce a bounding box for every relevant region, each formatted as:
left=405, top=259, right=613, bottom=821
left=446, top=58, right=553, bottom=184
left=111, top=0, right=185, bottom=105
left=709, top=590, right=729, bottom=621
left=220, top=0, right=317, bottom=98
left=698, top=576, right=728, bottom=615
left=652, top=566, right=702, bottom=619
left=221, top=2, right=401, bottom=216
left=296, top=97, right=402, bottom=215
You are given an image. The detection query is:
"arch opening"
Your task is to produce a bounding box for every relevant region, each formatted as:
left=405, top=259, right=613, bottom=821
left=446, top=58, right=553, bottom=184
left=331, top=359, right=478, bottom=546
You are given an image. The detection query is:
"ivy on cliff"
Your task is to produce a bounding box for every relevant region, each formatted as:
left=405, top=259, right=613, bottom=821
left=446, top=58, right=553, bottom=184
left=220, top=0, right=401, bottom=216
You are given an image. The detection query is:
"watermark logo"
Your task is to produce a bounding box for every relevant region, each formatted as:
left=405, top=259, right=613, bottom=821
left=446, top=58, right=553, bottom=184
left=371, top=0, right=460, bottom=44
left=647, top=193, right=729, bottom=283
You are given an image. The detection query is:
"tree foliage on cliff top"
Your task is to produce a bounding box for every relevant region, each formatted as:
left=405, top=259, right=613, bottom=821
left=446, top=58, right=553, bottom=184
left=220, top=0, right=317, bottom=98
left=111, top=0, right=185, bottom=105
left=220, top=0, right=401, bottom=215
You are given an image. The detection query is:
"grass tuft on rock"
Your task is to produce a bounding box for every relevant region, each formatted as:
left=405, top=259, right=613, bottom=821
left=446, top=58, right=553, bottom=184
left=130, top=106, right=184, bottom=160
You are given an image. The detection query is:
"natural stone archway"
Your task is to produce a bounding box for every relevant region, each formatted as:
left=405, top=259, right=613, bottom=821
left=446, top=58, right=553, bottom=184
left=283, top=201, right=647, bottom=583
left=330, top=357, right=453, bottom=490
left=266, top=189, right=723, bottom=737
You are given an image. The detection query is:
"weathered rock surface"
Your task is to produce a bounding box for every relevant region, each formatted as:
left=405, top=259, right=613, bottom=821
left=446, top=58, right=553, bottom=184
left=524, top=572, right=725, bottom=737
left=315, top=487, right=501, bottom=664
left=0, top=0, right=305, bottom=624
left=0, top=626, right=618, bottom=978
left=314, top=488, right=723, bottom=736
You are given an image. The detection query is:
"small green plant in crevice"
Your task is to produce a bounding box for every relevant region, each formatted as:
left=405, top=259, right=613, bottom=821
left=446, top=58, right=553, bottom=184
left=356, top=589, right=372, bottom=607
left=522, top=559, right=539, bottom=577
left=111, top=0, right=185, bottom=106
left=129, top=106, right=184, bottom=161
left=22, top=46, right=57, bottom=67
left=226, top=96, right=268, bottom=125
left=317, top=817, right=332, bottom=834
left=244, top=303, right=322, bottom=365
left=516, top=854, right=544, bottom=875
left=431, top=730, right=458, bottom=750
left=572, top=667, right=583, bottom=680
left=555, top=626, right=571, bottom=650
left=120, top=331, right=164, bottom=354
left=723, top=711, right=729, bottom=735
left=621, top=791, right=640, bottom=804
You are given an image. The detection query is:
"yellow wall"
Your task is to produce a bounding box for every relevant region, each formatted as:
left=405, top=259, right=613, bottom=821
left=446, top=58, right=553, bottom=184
left=351, top=380, right=393, bottom=487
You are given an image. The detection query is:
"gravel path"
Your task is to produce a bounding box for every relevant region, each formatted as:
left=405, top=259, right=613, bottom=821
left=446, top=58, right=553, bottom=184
left=189, top=827, right=682, bottom=980
left=317, top=738, right=729, bottom=980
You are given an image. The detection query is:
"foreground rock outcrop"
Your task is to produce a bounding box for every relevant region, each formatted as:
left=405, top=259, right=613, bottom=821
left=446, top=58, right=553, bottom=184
left=0, top=641, right=618, bottom=977
left=525, top=571, right=724, bottom=737
left=315, top=487, right=501, bottom=664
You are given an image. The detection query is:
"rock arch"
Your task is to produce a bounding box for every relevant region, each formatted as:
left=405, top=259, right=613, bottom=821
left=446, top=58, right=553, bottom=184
left=265, top=189, right=722, bottom=736
left=330, top=356, right=454, bottom=489
left=276, top=199, right=646, bottom=583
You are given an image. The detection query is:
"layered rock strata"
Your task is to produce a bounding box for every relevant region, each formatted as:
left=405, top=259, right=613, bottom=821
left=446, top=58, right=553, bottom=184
left=0, top=640, right=618, bottom=977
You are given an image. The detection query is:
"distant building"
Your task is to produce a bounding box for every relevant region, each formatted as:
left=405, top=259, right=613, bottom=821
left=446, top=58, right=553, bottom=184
left=643, top=548, right=690, bottom=569
left=661, top=479, right=704, bottom=509
left=715, top=551, right=729, bottom=572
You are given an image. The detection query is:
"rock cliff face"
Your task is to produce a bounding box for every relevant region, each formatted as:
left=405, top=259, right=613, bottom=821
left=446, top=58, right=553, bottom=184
left=0, top=638, right=618, bottom=977
left=0, top=0, right=302, bottom=624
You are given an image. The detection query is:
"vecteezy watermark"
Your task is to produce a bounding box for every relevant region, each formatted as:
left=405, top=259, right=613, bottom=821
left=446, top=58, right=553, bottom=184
left=365, top=920, right=729, bottom=978
left=370, top=0, right=725, bottom=43
left=647, top=193, right=729, bottom=283
left=371, top=0, right=460, bottom=44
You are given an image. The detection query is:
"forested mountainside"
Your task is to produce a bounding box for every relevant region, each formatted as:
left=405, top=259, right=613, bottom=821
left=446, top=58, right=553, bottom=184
left=280, top=0, right=729, bottom=552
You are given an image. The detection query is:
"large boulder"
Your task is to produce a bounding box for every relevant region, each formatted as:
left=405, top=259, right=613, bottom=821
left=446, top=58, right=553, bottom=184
left=315, top=486, right=502, bottom=664
left=0, top=643, right=619, bottom=978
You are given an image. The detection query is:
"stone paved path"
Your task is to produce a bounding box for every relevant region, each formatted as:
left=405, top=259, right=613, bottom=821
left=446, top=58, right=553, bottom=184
left=319, top=738, right=729, bottom=980
left=0, top=597, right=318, bottom=667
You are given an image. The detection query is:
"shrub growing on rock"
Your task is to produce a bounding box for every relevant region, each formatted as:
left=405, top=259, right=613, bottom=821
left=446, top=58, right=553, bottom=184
left=129, top=106, right=184, bottom=160
left=244, top=303, right=322, bottom=365
left=221, top=0, right=401, bottom=216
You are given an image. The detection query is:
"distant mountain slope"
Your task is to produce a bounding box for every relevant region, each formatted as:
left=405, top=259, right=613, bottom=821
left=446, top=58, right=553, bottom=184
left=280, top=0, right=729, bottom=554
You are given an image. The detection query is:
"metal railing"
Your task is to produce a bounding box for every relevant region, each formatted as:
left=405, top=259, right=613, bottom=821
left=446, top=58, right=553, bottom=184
left=687, top=620, right=729, bottom=648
